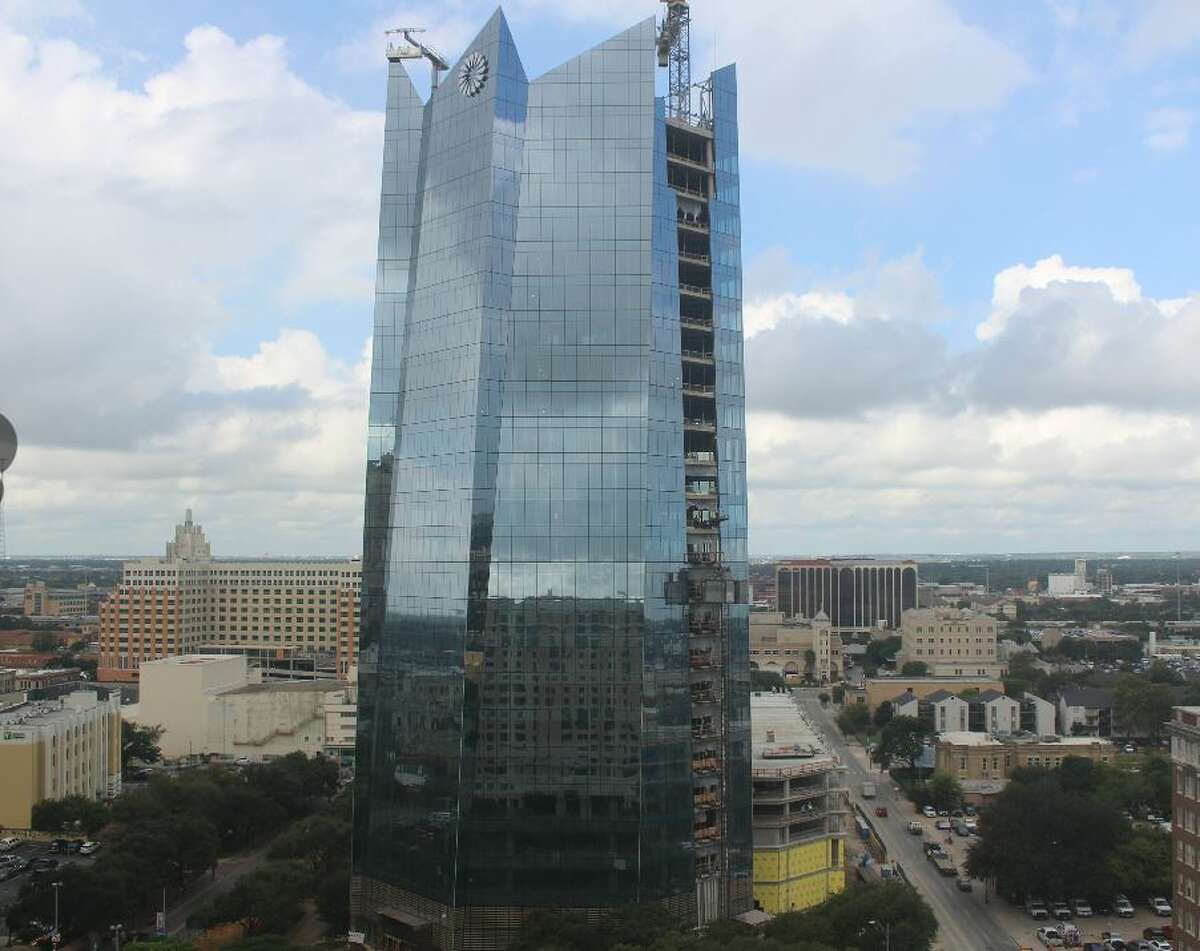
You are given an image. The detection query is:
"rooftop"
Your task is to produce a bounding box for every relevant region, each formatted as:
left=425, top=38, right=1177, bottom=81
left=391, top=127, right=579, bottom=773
left=0, top=690, right=107, bottom=728
left=751, top=693, right=839, bottom=777
left=938, top=731, right=1114, bottom=748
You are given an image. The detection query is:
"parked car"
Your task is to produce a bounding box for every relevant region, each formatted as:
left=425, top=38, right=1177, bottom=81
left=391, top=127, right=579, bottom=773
left=956, top=874, right=973, bottom=892
left=922, top=805, right=937, bottom=818
left=937, top=809, right=949, bottom=816
left=1036, top=927, right=1065, bottom=947
left=935, top=818, right=952, bottom=831
left=1149, top=897, right=1171, bottom=917
left=66, top=839, right=83, bottom=854
left=1052, top=901, right=1072, bottom=921
left=907, top=820, right=922, bottom=834
left=1135, top=941, right=1170, bottom=951
left=1145, top=812, right=1165, bottom=823
left=1027, top=897, right=1050, bottom=920
left=30, top=857, right=59, bottom=872
left=1114, top=896, right=1135, bottom=918
left=1143, top=926, right=1173, bottom=941
left=1102, top=932, right=1127, bottom=950
left=874, top=806, right=888, bottom=818
left=963, top=818, right=977, bottom=833
left=78, top=841, right=100, bottom=856
left=1072, top=898, right=1094, bottom=917
left=48, top=839, right=68, bottom=854
left=0, top=836, right=19, bottom=852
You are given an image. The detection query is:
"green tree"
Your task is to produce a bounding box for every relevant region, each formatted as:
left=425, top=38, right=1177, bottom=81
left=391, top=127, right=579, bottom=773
left=804, top=649, right=817, bottom=679
left=122, top=721, right=165, bottom=765
left=268, top=815, right=350, bottom=874
left=315, top=869, right=350, bottom=932
left=751, top=669, right=787, bottom=692
left=31, top=794, right=109, bottom=835
left=766, top=881, right=937, bottom=951
left=836, top=704, right=871, bottom=735
left=873, top=701, right=894, bottom=729
left=189, top=862, right=312, bottom=936
left=1113, top=675, right=1174, bottom=740
left=899, top=661, right=928, bottom=677
left=831, top=685, right=846, bottom=704
left=874, top=716, right=935, bottom=773
left=1108, top=828, right=1170, bottom=896
left=30, top=630, right=59, bottom=652
left=925, top=770, right=963, bottom=811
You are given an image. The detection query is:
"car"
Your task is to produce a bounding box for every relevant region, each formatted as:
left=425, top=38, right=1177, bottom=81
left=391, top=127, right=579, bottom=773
left=1145, top=813, right=1165, bottom=823
left=1114, top=896, right=1135, bottom=918
left=964, top=804, right=977, bottom=816
left=78, top=841, right=100, bottom=856
left=235, top=756, right=251, bottom=766
left=937, top=808, right=949, bottom=816
left=1027, top=897, right=1050, bottom=920
left=874, top=806, right=888, bottom=818
left=48, top=839, right=68, bottom=854
left=1052, top=901, right=1072, bottom=921
left=66, top=839, right=83, bottom=853
left=1036, top=927, right=1065, bottom=947
left=956, top=874, right=973, bottom=892
left=964, top=818, right=977, bottom=833
left=0, top=836, right=19, bottom=852
left=1102, top=936, right=1126, bottom=951
left=1072, top=898, right=1094, bottom=917
left=1143, top=926, right=1174, bottom=941
left=907, top=820, right=922, bottom=834
left=1124, top=744, right=1137, bottom=753
left=935, top=818, right=952, bottom=831
left=1150, top=897, right=1171, bottom=916
left=1137, top=941, right=1171, bottom=951
left=30, top=857, right=59, bottom=872
left=922, top=805, right=937, bottom=818
left=951, top=809, right=964, bottom=818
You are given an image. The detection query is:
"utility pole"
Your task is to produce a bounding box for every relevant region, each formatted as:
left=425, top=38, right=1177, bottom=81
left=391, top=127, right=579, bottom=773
left=52, top=881, right=63, bottom=937
left=110, top=923, right=124, bottom=951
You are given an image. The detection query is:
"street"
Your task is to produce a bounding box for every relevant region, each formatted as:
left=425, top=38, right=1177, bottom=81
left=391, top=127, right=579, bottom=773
left=795, top=689, right=1019, bottom=951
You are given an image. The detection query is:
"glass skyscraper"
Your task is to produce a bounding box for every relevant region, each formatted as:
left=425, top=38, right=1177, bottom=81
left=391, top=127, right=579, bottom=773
left=352, top=7, right=750, bottom=948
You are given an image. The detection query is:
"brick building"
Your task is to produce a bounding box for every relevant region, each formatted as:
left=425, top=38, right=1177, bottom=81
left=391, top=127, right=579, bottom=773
left=1170, top=706, right=1200, bottom=947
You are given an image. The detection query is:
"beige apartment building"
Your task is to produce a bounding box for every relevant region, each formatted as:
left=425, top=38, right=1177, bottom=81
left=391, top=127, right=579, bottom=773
left=23, top=581, right=106, bottom=617
left=750, top=611, right=841, bottom=683
left=0, top=688, right=122, bottom=829
left=899, top=607, right=1006, bottom=678
left=98, top=512, right=360, bottom=682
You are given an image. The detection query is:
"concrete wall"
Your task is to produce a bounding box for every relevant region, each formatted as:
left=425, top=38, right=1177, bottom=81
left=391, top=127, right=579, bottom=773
left=753, top=839, right=845, bottom=914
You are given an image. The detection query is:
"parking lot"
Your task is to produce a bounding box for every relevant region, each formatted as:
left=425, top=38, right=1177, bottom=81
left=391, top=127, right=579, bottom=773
left=901, top=811, right=1172, bottom=949
left=0, top=839, right=100, bottom=908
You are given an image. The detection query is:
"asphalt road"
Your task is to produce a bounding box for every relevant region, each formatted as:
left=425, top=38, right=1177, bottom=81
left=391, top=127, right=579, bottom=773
left=796, top=689, right=1019, bottom=951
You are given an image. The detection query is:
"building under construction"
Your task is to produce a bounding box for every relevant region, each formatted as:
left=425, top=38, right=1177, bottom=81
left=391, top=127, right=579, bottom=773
left=351, top=3, right=751, bottom=947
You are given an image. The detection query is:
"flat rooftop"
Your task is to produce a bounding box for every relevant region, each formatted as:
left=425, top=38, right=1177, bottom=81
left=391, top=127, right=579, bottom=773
left=751, top=693, right=839, bottom=777
left=938, top=731, right=1114, bottom=747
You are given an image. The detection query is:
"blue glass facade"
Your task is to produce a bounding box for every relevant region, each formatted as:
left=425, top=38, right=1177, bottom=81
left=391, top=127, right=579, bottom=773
left=353, top=11, right=749, bottom=948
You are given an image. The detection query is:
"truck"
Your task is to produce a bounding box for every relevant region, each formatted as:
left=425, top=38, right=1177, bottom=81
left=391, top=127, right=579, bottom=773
left=861, top=782, right=877, bottom=799
left=930, top=852, right=956, bottom=876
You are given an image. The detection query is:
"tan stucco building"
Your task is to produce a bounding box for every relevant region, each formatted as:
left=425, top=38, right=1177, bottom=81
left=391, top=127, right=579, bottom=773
left=850, top=675, right=1004, bottom=714
left=0, top=688, right=122, bottom=829
left=99, top=511, right=361, bottom=682
left=935, top=732, right=1114, bottom=782
left=898, top=607, right=1006, bottom=678
left=126, top=654, right=356, bottom=762
left=750, top=611, right=841, bottom=683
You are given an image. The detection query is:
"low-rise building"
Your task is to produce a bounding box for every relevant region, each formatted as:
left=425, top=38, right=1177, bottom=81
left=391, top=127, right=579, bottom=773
left=926, top=690, right=970, bottom=733
left=972, top=689, right=1021, bottom=736
left=0, top=668, right=14, bottom=694
left=0, top=688, right=122, bottom=828
left=1057, top=686, right=1114, bottom=737
left=898, top=607, right=1006, bottom=678
left=751, top=693, right=847, bottom=914
left=126, top=654, right=355, bottom=762
left=1021, top=692, right=1057, bottom=737
left=750, top=611, right=841, bottom=683
left=849, top=675, right=1004, bottom=714
left=1169, top=706, right=1200, bottom=948
left=23, top=581, right=107, bottom=617
left=935, top=732, right=1114, bottom=782
left=14, top=668, right=83, bottom=692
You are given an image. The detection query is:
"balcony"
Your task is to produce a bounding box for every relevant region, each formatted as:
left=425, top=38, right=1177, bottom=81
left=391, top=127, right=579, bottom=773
left=682, top=383, right=715, bottom=399
left=695, top=856, right=721, bottom=879
left=690, top=687, right=720, bottom=705
left=680, top=316, right=713, bottom=333
left=684, top=450, right=716, bottom=466
left=691, top=721, right=721, bottom=740
left=681, top=349, right=714, bottom=365
left=692, top=755, right=720, bottom=775
left=678, top=250, right=711, bottom=266
left=680, top=283, right=713, bottom=300
left=694, top=825, right=721, bottom=842
left=687, top=550, right=721, bottom=566
left=676, top=210, right=709, bottom=231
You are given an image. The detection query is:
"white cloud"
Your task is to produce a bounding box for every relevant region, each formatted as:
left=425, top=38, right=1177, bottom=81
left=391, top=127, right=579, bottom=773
left=1123, top=0, right=1200, bottom=66
left=1144, top=106, right=1194, bottom=153
left=976, top=254, right=1142, bottom=340
left=0, top=18, right=379, bottom=554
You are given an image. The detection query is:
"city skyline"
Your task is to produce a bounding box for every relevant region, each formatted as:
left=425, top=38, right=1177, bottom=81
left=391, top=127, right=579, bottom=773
left=1, top=1, right=1199, bottom=556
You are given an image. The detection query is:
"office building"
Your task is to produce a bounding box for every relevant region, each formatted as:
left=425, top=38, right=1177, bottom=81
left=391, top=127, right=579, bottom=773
left=898, top=607, right=1005, bottom=678
left=1170, top=707, right=1200, bottom=948
left=776, top=559, right=917, bottom=633
left=0, top=688, right=122, bottom=829
left=23, top=581, right=106, bottom=617
left=750, top=694, right=846, bottom=914
left=935, top=732, right=1114, bottom=782
left=351, top=5, right=751, bottom=947
left=98, top=511, right=360, bottom=682
left=126, top=654, right=356, bottom=763
left=749, top=612, right=841, bottom=683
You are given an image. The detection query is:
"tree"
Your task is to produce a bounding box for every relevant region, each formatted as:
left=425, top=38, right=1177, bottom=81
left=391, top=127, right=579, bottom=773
left=30, top=631, right=59, bottom=652
left=804, top=649, right=816, bottom=679
left=315, top=869, right=350, bottom=932
left=766, top=881, right=938, bottom=951
left=189, top=862, right=311, bottom=936
left=751, top=670, right=787, bottom=693
left=873, top=701, right=894, bottom=729
left=836, top=704, right=871, bottom=736
left=899, top=661, right=928, bottom=677
left=31, top=794, right=109, bottom=835
left=817, top=692, right=831, bottom=707
left=268, top=815, right=350, bottom=874
left=1114, top=675, right=1174, bottom=740
left=831, top=685, right=845, bottom=704
left=874, top=716, right=935, bottom=773
left=925, top=771, right=963, bottom=811
left=122, top=721, right=164, bottom=765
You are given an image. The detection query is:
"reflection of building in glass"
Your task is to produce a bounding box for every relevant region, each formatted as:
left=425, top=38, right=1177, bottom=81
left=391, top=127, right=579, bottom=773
left=351, top=6, right=750, bottom=948
left=776, top=559, right=918, bottom=633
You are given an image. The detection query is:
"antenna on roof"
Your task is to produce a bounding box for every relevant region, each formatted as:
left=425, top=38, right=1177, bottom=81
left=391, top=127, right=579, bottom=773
left=386, top=27, right=450, bottom=88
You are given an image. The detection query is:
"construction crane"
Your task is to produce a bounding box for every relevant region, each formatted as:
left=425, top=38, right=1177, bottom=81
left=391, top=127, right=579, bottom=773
left=657, top=1, right=691, bottom=121
left=385, top=28, right=449, bottom=87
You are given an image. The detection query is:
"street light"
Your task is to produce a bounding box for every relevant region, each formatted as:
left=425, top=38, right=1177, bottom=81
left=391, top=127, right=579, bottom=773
left=867, top=919, right=891, bottom=951
left=110, top=923, right=125, bottom=951
left=51, top=881, right=63, bottom=938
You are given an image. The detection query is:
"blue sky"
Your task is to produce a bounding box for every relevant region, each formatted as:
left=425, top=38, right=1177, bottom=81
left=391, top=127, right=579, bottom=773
left=1, top=0, right=1199, bottom=555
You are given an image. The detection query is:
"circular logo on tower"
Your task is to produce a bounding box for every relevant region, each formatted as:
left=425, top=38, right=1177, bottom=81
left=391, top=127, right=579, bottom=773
left=458, top=51, right=489, bottom=97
